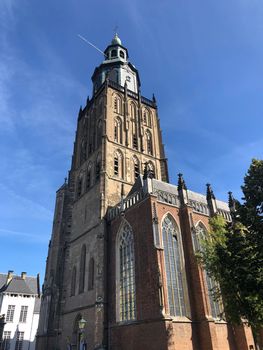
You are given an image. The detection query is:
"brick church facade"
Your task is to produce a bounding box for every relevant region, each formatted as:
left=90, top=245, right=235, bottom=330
left=36, top=35, right=256, bottom=350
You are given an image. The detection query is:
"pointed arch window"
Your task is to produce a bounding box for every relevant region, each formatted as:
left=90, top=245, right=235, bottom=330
left=133, top=157, right=140, bottom=180
left=114, top=96, right=122, bottom=114
left=114, top=151, right=123, bottom=178
left=71, top=266, right=76, bottom=296
left=147, top=161, right=155, bottom=178
left=80, top=139, right=87, bottom=164
left=114, top=118, right=122, bottom=144
left=88, top=258, right=95, bottom=290
left=192, top=224, right=222, bottom=319
left=79, top=245, right=86, bottom=293
left=117, top=223, right=136, bottom=322
left=86, top=163, right=92, bottom=190
left=162, top=215, right=186, bottom=316
left=146, top=130, right=153, bottom=155
left=76, top=174, right=83, bottom=198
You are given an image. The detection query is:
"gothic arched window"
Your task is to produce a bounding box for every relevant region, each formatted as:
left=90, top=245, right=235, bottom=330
left=71, top=266, right=76, bottom=296
left=147, top=161, right=155, bottom=178
left=76, top=174, right=83, bottom=198
left=88, top=258, right=95, bottom=291
left=114, top=118, right=122, bottom=144
left=80, top=139, right=87, bottom=164
left=97, top=120, right=102, bottom=148
left=86, top=163, right=92, bottom=190
left=114, top=150, right=123, bottom=178
left=133, top=156, right=140, bottom=181
left=114, top=95, right=122, bottom=114
left=145, top=130, right=153, bottom=155
left=79, top=245, right=86, bottom=293
left=162, top=215, right=186, bottom=316
left=117, top=223, right=136, bottom=322
left=120, top=50, right=125, bottom=59
left=192, top=223, right=222, bottom=319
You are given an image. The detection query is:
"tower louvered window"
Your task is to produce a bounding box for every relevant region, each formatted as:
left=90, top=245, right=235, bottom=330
left=162, top=215, right=186, bottom=316
left=118, top=224, right=136, bottom=322
left=192, top=224, right=222, bottom=318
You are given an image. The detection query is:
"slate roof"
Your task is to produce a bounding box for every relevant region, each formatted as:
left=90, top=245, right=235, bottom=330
left=0, top=273, right=39, bottom=295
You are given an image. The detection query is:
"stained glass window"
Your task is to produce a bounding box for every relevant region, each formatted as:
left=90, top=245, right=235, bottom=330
left=162, top=215, right=186, bottom=316
left=118, top=224, right=136, bottom=322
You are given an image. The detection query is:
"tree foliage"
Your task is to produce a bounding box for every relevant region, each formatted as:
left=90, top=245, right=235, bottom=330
left=199, top=159, right=263, bottom=332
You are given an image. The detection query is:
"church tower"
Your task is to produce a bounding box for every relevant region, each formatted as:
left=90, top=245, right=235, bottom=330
left=36, top=34, right=169, bottom=350
left=37, top=34, right=256, bottom=350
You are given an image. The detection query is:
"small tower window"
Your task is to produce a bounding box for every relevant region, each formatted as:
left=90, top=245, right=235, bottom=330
left=111, top=49, right=117, bottom=58
left=133, top=157, right=140, bottom=180
left=114, top=118, right=122, bottom=144
left=114, top=156, right=119, bottom=176
left=133, top=135, right=138, bottom=150
left=114, top=96, right=122, bottom=114
left=120, top=50, right=125, bottom=59
left=77, top=176, right=83, bottom=198
left=146, top=130, right=153, bottom=155
left=86, top=164, right=92, bottom=190
left=114, top=150, right=123, bottom=178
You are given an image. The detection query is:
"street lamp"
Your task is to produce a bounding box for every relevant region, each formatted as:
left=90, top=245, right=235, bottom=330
left=78, top=318, right=87, bottom=350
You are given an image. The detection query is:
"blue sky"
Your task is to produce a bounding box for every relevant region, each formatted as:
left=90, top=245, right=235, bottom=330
left=0, top=0, right=262, bottom=282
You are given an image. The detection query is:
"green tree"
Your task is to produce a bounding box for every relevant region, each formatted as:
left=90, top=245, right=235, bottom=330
left=199, top=159, right=263, bottom=339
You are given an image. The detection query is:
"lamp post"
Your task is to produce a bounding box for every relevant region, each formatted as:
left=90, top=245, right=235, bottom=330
left=78, top=318, right=87, bottom=350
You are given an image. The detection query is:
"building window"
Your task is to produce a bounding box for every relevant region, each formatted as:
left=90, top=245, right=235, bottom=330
left=6, top=305, right=15, bottom=322
left=146, top=161, right=155, bottom=178
left=86, top=164, right=92, bottom=190
left=133, top=135, right=138, bottom=150
left=88, top=258, right=95, bottom=290
left=114, top=96, right=122, bottom=114
left=15, top=332, right=24, bottom=350
left=192, top=223, right=222, bottom=318
left=133, top=157, right=140, bottom=180
left=111, top=49, right=117, bottom=58
left=114, top=150, right=123, bottom=178
left=162, top=215, right=186, bottom=316
left=71, top=266, right=76, bottom=296
left=117, top=223, right=136, bottom=322
left=79, top=245, right=86, bottom=293
left=76, top=176, right=83, bottom=198
left=3, top=331, right=11, bottom=350
left=114, top=155, right=119, bottom=176
left=80, top=139, right=87, bottom=164
left=146, top=130, right=153, bottom=155
left=120, top=50, right=125, bottom=59
left=19, top=306, right=28, bottom=323
left=114, top=118, right=122, bottom=144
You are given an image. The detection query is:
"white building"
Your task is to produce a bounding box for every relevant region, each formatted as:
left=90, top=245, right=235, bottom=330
left=0, top=271, right=41, bottom=350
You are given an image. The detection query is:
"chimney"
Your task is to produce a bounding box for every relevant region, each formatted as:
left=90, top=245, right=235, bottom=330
left=6, top=270, right=14, bottom=284
left=21, top=272, right=27, bottom=280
